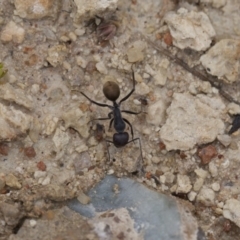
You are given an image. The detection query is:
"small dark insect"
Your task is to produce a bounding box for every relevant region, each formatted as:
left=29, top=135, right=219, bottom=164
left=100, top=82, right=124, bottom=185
left=86, top=15, right=118, bottom=42
left=80, top=67, right=143, bottom=162
left=229, top=114, right=240, bottom=134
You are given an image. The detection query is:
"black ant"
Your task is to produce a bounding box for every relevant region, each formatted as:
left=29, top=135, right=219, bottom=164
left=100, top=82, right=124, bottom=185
left=79, top=67, right=143, bottom=163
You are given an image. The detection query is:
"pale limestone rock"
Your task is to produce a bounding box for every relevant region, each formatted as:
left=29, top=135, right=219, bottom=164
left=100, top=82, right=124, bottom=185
left=42, top=115, right=58, bottom=135
left=127, top=48, right=145, bottom=63
left=200, top=0, right=226, bottom=8
left=227, top=102, right=240, bottom=115
left=76, top=56, right=87, bottom=68
left=188, top=191, right=197, bottom=201
left=193, top=178, right=204, bottom=192
left=154, top=68, right=168, bottom=86
left=135, top=82, right=150, bottom=95
left=176, top=174, right=192, bottom=194
left=0, top=202, right=21, bottom=226
left=211, top=182, right=220, bottom=192
left=52, top=128, right=70, bottom=150
left=223, top=199, right=240, bottom=228
left=14, top=0, right=60, bottom=20
left=147, top=99, right=166, bottom=126
left=77, top=191, right=91, bottom=204
left=46, top=44, right=68, bottom=67
left=62, top=103, right=90, bottom=138
left=197, top=187, right=215, bottom=206
left=217, top=134, right=231, bottom=147
left=208, top=162, right=218, bottom=177
left=164, top=8, right=215, bottom=51
left=200, top=39, right=240, bottom=83
left=0, top=21, right=25, bottom=44
left=90, top=208, right=140, bottom=240
left=74, top=0, right=118, bottom=19
left=96, top=61, right=108, bottom=75
left=5, top=174, right=22, bottom=189
left=0, top=103, right=32, bottom=141
left=160, top=93, right=225, bottom=151
left=0, top=83, right=33, bottom=110
left=29, top=117, right=42, bottom=142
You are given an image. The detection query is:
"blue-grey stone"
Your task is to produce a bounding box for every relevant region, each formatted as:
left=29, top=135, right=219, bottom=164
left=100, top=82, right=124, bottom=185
left=68, top=175, right=201, bottom=240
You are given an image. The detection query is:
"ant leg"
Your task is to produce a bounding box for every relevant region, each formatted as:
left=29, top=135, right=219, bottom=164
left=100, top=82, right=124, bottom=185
left=119, top=66, right=135, bottom=105
left=81, top=92, right=112, bottom=108
left=72, top=90, right=112, bottom=108
left=88, top=112, right=113, bottom=124
left=109, top=118, right=114, bottom=130
left=121, top=110, right=141, bottom=115
left=123, top=118, right=134, bottom=139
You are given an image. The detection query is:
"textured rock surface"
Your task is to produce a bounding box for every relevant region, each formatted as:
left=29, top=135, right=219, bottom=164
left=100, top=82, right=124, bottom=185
left=160, top=93, right=225, bottom=150
left=74, top=0, right=118, bottom=19
left=8, top=207, right=98, bottom=240
left=0, top=103, right=32, bottom=141
left=61, top=103, right=90, bottom=138
left=68, top=176, right=200, bottom=240
left=200, top=39, right=240, bottom=83
left=223, top=199, right=240, bottom=228
left=0, top=21, right=25, bottom=44
left=164, top=8, right=216, bottom=51
left=14, top=0, right=60, bottom=19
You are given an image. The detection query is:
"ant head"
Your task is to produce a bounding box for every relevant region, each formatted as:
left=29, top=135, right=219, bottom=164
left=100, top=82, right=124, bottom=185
left=113, top=132, right=129, bottom=148
left=103, top=81, right=120, bottom=102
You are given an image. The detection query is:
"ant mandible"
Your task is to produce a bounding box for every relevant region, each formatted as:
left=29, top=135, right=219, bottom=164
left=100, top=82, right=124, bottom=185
left=80, top=67, right=143, bottom=162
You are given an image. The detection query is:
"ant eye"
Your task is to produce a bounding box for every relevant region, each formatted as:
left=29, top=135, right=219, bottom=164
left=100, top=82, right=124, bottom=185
left=103, top=81, right=120, bottom=101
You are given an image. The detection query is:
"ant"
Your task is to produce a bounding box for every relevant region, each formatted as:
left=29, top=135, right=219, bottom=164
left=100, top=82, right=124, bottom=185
left=79, top=67, right=143, bottom=164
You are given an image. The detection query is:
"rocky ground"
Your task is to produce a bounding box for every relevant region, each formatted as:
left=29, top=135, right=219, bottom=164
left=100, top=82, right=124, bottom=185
left=0, top=0, right=240, bottom=239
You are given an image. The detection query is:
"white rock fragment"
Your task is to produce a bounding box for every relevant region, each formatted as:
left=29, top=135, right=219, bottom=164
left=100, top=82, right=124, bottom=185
left=76, top=56, right=87, bottom=68
left=223, top=199, right=240, bottom=228
left=194, top=169, right=207, bottom=179
left=211, top=182, right=220, bottom=192
left=164, top=172, right=175, bottom=184
left=34, top=171, right=47, bottom=179
left=1, top=21, right=25, bottom=44
left=200, top=0, right=226, bottom=8
left=29, top=219, right=37, bottom=228
left=200, top=39, right=240, bottom=83
left=188, top=191, right=197, bottom=202
left=14, top=0, right=60, bottom=20
left=74, top=0, right=118, bottom=19
left=41, top=175, right=51, bottom=185
left=193, top=178, right=204, bottom=192
left=96, top=61, right=108, bottom=75
left=5, top=174, right=21, bottom=189
left=42, top=115, right=58, bottom=135
left=77, top=191, right=91, bottom=204
left=227, top=102, right=240, bottom=115
left=62, top=103, right=90, bottom=138
left=0, top=83, right=33, bottom=110
left=154, top=68, right=168, bottom=86
left=135, top=82, right=150, bottom=95
left=0, top=103, right=32, bottom=141
left=127, top=40, right=146, bottom=63
left=197, top=187, right=215, bottom=206
left=217, top=134, right=231, bottom=147
left=46, top=44, right=68, bottom=67
left=160, top=93, right=225, bottom=151
left=52, top=128, right=70, bottom=150
left=208, top=162, right=218, bottom=177
left=164, top=8, right=215, bottom=51
left=147, top=99, right=166, bottom=126
left=176, top=174, right=192, bottom=194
